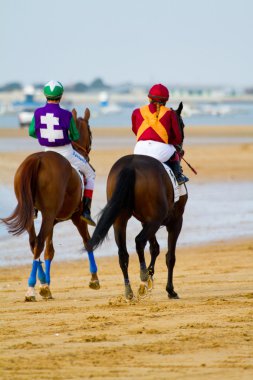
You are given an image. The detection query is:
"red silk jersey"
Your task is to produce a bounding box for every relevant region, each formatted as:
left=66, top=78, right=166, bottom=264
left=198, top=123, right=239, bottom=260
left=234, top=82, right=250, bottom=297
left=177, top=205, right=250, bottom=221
left=132, top=103, right=182, bottom=145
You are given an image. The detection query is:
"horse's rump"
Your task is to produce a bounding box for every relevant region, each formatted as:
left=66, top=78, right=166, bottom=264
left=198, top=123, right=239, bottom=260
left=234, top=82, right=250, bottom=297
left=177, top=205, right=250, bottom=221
left=2, top=151, right=82, bottom=235
left=107, top=154, right=175, bottom=220
left=2, top=153, right=43, bottom=235
left=33, top=151, right=82, bottom=219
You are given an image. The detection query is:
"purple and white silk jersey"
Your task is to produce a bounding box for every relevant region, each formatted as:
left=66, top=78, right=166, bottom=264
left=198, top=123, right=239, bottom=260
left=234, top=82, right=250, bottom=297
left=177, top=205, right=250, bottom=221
left=34, top=103, right=72, bottom=147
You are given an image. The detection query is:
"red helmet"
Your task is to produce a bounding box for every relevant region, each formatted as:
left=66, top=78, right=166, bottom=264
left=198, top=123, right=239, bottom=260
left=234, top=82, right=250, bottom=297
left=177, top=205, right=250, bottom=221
left=148, top=84, right=169, bottom=101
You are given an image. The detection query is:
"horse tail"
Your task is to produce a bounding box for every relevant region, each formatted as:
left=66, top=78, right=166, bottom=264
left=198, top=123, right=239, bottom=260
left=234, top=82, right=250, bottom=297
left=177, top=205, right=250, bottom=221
left=88, top=167, right=136, bottom=250
left=1, top=155, right=40, bottom=236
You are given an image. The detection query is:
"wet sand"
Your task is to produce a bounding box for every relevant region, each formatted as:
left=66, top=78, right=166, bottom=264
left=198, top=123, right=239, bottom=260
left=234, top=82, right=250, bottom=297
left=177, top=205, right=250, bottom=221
left=1, top=240, right=253, bottom=379
left=1, top=125, right=253, bottom=184
left=0, top=125, right=253, bottom=379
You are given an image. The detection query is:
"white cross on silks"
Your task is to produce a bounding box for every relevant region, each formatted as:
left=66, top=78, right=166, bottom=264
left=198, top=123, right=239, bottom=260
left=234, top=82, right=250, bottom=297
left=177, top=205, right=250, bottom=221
left=40, top=113, right=64, bottom=142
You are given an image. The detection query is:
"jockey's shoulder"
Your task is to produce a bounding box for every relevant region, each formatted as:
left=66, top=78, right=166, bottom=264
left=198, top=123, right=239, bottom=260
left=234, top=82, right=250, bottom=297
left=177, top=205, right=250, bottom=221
left=132, top=107, right=140, bottom=116
left=34, top=105, right=45, bottom=113
left=133, top=104, right=172, bottom=115
left=35, top=103, right=71, bottom=116
left=59, top=106, right=72, bottom=116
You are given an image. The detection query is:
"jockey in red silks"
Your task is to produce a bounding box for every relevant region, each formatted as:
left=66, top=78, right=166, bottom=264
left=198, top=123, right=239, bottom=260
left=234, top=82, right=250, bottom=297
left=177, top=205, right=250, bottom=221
left=29, top=80, right=96, bottom=226
left=132, top=83, right=189, bottom=185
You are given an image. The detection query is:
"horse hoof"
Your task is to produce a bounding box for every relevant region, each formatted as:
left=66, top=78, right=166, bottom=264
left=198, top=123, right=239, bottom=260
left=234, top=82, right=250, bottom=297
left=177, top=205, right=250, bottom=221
left=147, top=276, right=154, bottom=291
left=89, top=280, right=100, bottom=290
left=168, top=291, right=179, bottom=299
left=125, top=284, right=134, bottom=301
left=140, top=269, right=149, bottom=282
left=138, top=282, right=149, bottom=299
left=39, top=285, right=53, bottom=300
left=25, top=296, right=36, bottom=302
left=125, top=293, right=134, bottom=301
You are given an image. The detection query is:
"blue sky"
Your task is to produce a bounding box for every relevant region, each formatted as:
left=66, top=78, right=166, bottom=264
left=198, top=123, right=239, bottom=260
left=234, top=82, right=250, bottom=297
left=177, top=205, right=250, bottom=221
left=1, top=0, right=252, bottom=87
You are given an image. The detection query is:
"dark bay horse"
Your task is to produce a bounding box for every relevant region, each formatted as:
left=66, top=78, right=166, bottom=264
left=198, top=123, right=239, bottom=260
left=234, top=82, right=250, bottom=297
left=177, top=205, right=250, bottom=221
left=88, top=104, right=187, bottom=300
left=1, top=108, right=100, bottom=301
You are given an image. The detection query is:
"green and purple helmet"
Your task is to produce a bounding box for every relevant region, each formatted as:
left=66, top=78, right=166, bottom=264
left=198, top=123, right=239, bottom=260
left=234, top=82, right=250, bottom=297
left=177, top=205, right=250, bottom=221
left=43, top=80, right=64, bottom=99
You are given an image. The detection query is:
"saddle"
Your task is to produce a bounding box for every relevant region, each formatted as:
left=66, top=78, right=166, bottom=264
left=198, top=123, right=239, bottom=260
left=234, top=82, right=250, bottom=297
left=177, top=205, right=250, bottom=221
left=162, top=163, right=187, bottom=202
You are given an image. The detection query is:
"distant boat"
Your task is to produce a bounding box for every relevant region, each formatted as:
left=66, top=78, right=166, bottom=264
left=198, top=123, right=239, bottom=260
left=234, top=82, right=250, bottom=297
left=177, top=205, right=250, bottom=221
left=13, top=86, right=41, bottom=127
left=181, top=103, right=201, bottom=117
left=98, top=91, right=122, bottom=114
left=13, top=86, right=42, bottom=111
left=16, top=85, right=72, bottom=127
left=201, top=104, right=233, bottom=116
left=18, top=108, right=34, bottom=127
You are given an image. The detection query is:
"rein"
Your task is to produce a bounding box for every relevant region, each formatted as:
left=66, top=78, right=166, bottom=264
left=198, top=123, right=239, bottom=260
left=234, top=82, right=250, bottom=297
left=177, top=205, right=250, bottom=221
left=72, top=141, right=90, bottom=156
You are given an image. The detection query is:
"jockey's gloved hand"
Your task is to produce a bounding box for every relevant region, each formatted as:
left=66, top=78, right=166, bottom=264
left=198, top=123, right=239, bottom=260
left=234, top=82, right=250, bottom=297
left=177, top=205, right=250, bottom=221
left=175, top=145, right=185, bottom=158
left=179, top=149, right=185, bottom=158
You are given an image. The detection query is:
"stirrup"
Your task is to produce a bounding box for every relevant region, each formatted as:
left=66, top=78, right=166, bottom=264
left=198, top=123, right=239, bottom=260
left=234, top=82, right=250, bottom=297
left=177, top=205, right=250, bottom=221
left=177, top=175, right=189, bottom=185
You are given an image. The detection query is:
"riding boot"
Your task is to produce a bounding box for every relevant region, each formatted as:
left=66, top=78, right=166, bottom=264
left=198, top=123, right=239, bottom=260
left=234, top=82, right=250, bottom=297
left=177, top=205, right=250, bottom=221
left=167, top=160, right=189, bottom=185
left=81, top=197, right=96, bottom=226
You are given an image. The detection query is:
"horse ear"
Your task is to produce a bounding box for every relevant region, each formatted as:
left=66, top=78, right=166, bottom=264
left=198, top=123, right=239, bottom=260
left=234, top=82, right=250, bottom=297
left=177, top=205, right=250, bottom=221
left=177, top=102, right=183, bottom=116
left=72, top=108, right=77, bottom=122
left=84, top=108, right=90, bottom=122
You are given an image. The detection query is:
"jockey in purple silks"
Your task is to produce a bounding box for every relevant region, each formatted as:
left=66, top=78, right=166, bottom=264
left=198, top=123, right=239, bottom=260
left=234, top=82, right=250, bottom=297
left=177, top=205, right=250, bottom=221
left=29, top=80, right=96, bottom=227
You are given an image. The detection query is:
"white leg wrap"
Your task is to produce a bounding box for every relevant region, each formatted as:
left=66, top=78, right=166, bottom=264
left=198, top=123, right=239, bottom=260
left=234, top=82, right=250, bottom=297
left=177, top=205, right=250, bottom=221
left=26, top=287, right=36, bottom=298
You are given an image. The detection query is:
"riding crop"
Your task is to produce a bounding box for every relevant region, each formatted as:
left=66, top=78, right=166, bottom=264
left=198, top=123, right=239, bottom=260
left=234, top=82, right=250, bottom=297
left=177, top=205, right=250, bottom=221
left=182, top=157, right=197, bottom=175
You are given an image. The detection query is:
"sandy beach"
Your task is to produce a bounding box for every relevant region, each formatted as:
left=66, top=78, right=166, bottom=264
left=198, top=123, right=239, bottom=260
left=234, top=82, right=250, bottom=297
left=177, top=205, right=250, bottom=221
left=0, top=125, right=253, bottom=379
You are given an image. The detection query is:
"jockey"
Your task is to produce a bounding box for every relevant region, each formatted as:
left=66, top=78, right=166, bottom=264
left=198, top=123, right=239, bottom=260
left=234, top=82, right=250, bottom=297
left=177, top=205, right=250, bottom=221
left=132, top=83, right=189, bottom=185
left=29, top=80, right=96, bottom=226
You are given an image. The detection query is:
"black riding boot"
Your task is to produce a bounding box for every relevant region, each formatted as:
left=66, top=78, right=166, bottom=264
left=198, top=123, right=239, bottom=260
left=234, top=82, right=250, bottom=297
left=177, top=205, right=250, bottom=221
left=81, top=197, right=96, bottom=226
left=167, top=160, right=189, bottom=185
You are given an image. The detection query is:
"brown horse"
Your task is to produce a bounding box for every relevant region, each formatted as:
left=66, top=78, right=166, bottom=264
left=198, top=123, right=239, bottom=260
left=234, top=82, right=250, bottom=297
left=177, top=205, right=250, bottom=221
left=88, top=104, right=187, bottom=300
left=1, top=108, right=99, bottom=301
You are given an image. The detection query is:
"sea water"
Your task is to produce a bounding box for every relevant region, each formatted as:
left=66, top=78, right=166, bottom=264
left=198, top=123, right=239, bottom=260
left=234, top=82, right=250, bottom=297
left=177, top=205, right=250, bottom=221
left=1, top=101, right=253, bottom=129
left=0, top=181, right=252, bottom=267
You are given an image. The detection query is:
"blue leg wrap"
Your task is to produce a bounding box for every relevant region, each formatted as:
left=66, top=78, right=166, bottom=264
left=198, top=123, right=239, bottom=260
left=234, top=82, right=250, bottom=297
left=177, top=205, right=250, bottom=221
left=38, top=260, right=46, bottom=284
left=28, top=260, right=39, bottom=287
left=88, top=251, right=97, bottom=274
left=45, top=259, right=52, bottom=285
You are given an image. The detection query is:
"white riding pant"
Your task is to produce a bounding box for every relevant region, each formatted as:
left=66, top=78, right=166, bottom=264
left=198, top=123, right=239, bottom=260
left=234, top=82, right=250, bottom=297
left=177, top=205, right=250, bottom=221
left=134, top=140, right=176, bottom=163
left=45, top=144, right=95, bottom=191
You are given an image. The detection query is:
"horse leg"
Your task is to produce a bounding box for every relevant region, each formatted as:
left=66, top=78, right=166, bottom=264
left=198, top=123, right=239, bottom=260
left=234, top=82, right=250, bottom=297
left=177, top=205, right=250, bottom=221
left=147, top=235, right=160, bottom=289
left=71, top=214, right=100, bottom=290
left=25, top=223, right=38, bottom=301
left=38, top=229, right=55, bottom=300
left=28, top=223, right=36, bottom=252
left=113, top=217, right=133, bottom=300
left=25, top=215, right=54, bottom=302
left=135, top=222, right=161, bottom=298
left=148, top=235, right=160, bottom=276
left=165, top=216, right=183, bottom=299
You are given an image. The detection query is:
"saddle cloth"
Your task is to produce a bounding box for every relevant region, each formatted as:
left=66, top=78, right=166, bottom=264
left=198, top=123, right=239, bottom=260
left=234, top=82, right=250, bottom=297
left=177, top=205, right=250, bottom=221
left=162, top=163, right=187, bottom=203
left=72, top=166, right=85, bottom=200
